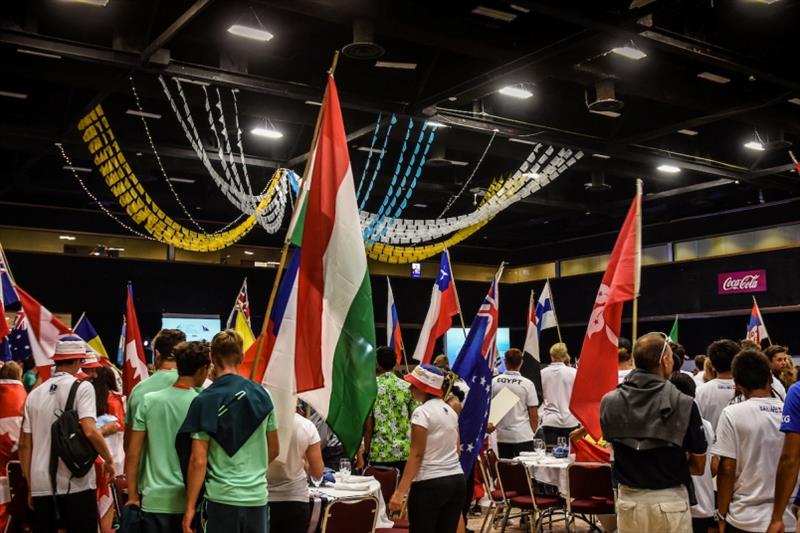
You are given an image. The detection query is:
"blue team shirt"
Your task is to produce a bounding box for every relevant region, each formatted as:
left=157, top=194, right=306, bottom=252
left=780, top=384, right=800, bottom=433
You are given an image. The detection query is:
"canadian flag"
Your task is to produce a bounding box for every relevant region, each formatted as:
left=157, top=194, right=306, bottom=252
left=123, top=283, right=148, bottom=397
left=570, top=180, right=642, bottom=440
left=15, top=287, right=71, bottom=376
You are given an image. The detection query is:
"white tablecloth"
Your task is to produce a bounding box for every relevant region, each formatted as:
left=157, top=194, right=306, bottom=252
left=308, top=476, right=394, bottom=532
left=515, top=456, right=571, bottom=496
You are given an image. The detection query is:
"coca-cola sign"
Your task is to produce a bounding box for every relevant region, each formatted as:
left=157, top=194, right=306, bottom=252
left=717, top=269, right=767, bottom=295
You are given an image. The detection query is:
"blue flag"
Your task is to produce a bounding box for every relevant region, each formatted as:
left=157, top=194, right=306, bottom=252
left=452, top=275, right=499, bottom=475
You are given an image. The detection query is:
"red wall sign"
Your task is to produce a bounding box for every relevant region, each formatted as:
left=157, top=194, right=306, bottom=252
left=717, top=269, right=767, bottom=295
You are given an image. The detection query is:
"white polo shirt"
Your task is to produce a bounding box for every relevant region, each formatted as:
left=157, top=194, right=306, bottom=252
left=692, top=372, right=706, bottom=388
left=492, top=371, right=539, bottom=443
left=695, top=378, right=736, bottom=430
left=22, top=372, right=97, bottom=496
left=411, top=398, right=462, bottom=481
left=540, top=363, right=579, bottom=429
left=772, top=375, right=786, bottom=400
left=712, top=397, right=796, bottom=532
left=691, top=418, right=715, bottom=519
left=267, top=413, right=321, bottom=502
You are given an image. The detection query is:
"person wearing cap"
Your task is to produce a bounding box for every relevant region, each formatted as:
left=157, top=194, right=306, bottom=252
left=388, top=364, right=464, bottom=533
left=18, top=335, right=115, bottom=533
left=124, top=328, right=186, bottom=450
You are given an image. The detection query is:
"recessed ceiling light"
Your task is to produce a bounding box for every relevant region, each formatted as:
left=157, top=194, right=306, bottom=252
left=17, top=48, right=61, bottom=59
left=509, top=4, right=530, bottom=13
left=498, top=85, right=533, bottom=99
left=610, top=46, right=647, bottom=60
left=63, top=165, right=92, bottom=173
left=304, top=100, right=322, bottom=106
left=697, top=71, right=731, bottom=84
left=243, top=250, right=254, bottom=256
left=374, top=61, right=417, bottom=70
left=426, top=120, right=447, bottom=128
left=227, top=24, right=274, bottom=42
left=412, top=203, right=427, bottom=208
left=677, top=129, right=699, bottom=136
left=64, top=0, right=109, bottom=6
left=168, top=177, right=196, bottom=184
left=589, top=109, right=621, bottom=118
left=126, top=109, right=161, bottom=120
left=251, top=127, right=284, bottom=139
left=788, top=98, right=800, bottom=106
left=356, top=147, right=385, bottom=154
left=744, top=140, right=765, bottom=151
left=657, top=164, right=681, bottom=173
left=59, top=235, right=76, bottom=241
left=585, top=211, right=592, bottom=215
left=0, top=91, right=28, bottom=100
left=509, top=138, right=539, bottom=146
left=471, top=5, right=517, bottom=22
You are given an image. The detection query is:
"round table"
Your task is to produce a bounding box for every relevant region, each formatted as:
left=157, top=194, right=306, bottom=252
left=515, top=455, right=571, bottom=496
left=307, top=476, right=394, bottom=532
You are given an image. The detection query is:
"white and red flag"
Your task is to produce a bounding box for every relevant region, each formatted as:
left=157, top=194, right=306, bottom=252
left=412, top=250, right=460, bottom=364
left=746, top=298, right=769, bottom=345
left=16, top=287, right=71, bottom=377
left=570, top=180, right=642, bottom=440
left=123, top=282, right=148, bottom=396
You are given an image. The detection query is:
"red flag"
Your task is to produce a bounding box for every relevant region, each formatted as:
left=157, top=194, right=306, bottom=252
left=0, top=379, right=25, bottom=531
left=123, top=283, right=147, bottom=396
left=569, top=181, right=642, bottom=440
left=16, top=287, right=71, bottom=378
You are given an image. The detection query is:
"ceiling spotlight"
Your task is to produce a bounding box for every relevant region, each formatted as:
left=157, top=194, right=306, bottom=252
left=657, top=164, right=681, bottom=173
left=243, top=250, right=254, bottom=256
left=426, top=120, right=447, bottom=128
left=59, top=235, right=76, bottom=241
left=744, top=140, right=765, bottom=151
left=678, top=129, right=699, bottom=136
left=227, top=24, right=274, bottom=42
left=498, top=84, right=533, bottom=99
left=251, top=127, right=283, bottom=139
left=610, top=44, right=647, bottom=60
left=126, top=109, right=161, bottom=120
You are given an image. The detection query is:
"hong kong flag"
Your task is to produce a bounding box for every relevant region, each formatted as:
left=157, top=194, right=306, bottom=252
left=123, top=283, right=148, bottom=397
left=570, top=180, right=642, bottom=440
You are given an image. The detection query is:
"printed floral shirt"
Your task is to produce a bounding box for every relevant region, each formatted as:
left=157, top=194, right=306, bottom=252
left=370, top=372, right=417, bottom=462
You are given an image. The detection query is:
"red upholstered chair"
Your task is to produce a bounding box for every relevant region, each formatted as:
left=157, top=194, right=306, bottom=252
left=321, top=496, right=378, bottom=533
left=364, top=465, right=400, bottom=507
left=496, top=460, right=566, bottom=533
left=6, top=460, right=33, bottom=533
left=476, top=451, right=509, bottom=533
left=565, top=463, right=615, bottom=532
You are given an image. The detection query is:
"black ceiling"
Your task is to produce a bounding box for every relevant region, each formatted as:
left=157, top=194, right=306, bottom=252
left=1, top=0, right=799, bottom=266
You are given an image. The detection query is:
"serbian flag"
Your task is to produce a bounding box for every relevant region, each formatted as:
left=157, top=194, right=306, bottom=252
left=412, top=251, right=459, bottom=364
left=570, top=180, right=642, bottom=440
left=0, top=247, right=19, bottom=339
left=746, top=298, right=769, bottom=345
left=16, top=287, right=70, bottom=376
left=386, top=278, right=404, bottom=365
left=123, top=283, right=148, bottom=397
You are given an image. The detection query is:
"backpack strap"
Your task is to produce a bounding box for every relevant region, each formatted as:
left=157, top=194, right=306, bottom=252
left=64, top=379, right=82, bottom=412
left=49, top=379, right=83, bottom=516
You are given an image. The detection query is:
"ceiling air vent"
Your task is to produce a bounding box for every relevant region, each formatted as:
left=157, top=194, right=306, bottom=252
left=342, top=19, right=385, bottom=60
left=587, top=79, right=624, bottom=113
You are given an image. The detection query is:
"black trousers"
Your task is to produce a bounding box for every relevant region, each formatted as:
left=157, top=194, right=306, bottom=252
left=407, top=474, right=466, bottom=533
left=542, top=426, right=579, bottom=447
left=141, top=510, right=183, bottom=533
left=32, top=489, right=97, bottom=533
left=204, top=500, right=269, bottom=533
left=497, top=440, right=534, bottom=459
left=692, top=516, right=714, bottom=533
left=268, top=501, right=310, bottom=533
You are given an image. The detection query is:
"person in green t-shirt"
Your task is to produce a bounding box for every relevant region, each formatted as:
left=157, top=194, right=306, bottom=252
left=182, top=329, right=279, bottom=533
left=123, top=328, right=186, bottom=451
left=125, top=340, right=211, bottom=532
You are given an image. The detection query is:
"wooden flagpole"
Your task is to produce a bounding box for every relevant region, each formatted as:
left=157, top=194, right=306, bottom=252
left=444, top=247, right=468, bottom=338
left=226, top=277, right=247, bottom=329
left=546, top=280, right=564, bottom=344
left=249, top=51, right=340, bottom=380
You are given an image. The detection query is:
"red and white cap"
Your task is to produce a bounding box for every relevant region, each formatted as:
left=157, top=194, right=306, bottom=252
left=52, top=334, right=88, bottom=362
left=404, top=364, right=445, bottom=397
left=81, top=346, right=103, bottom=369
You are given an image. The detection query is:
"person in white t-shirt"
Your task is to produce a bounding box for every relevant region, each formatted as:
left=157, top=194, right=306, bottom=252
left=695, top=339, right=739, bottom=430
left=692, top=355, right=708, bottom=387
left=388, top=364, right=464, bottom=533
left=18, top=336, right=114, bottom=533
left=487, top=348, right=539, bottom=458
left=539, top=343, right=578, bottom=447
left=268, top=409, right=324, bottom=533
left=713, top=349, right=796, bottom=533
left=617, top=338, right=634, bottom=383
left=765, top=345, right=790, bottom=400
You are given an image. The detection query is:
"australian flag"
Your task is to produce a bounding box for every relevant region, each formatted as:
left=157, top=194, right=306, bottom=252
left=452, top=273, right=499, bottom=475
left=4, top=312, right=31, bottom=362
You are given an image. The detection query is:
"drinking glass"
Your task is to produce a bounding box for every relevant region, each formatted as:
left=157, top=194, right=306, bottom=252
left=557, top=436, right=568, bottom=450
left=339, top=458, right=351, bottom=482
left=533, top=438, right=546, bottom=455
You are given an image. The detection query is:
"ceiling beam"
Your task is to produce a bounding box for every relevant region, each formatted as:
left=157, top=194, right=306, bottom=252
left=140, top=0, right=216, bottom=63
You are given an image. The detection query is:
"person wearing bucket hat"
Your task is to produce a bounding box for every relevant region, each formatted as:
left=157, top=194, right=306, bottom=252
left=389, top=364, right=465, bottom=533
left=81, top=345, right=103, bottom=379
left=19, top=334, right=115, bottom=533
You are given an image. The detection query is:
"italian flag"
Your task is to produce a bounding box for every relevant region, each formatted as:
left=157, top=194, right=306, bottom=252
left=282, top=74, right=376, bottom=457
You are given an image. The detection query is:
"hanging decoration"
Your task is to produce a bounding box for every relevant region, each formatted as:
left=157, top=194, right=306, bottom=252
left=358, top=114, right=397, bottom=210
left=76, top=104, right=280, bottom=252
left=437, top=129, right=498, bottom=218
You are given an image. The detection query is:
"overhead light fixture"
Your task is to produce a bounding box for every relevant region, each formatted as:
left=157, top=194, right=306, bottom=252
left=509, top=4, right=530, bottom=13
left=304, top=100, right=322, bottom=106
left=591, top=153, right=611, bottom=159
left=447, top=96, right=458, bottom=101
left=126, top=109, right=161, bottom=120
left=64, top=0, right=109, bottom=6
left=168, top=177, right=196, bottom=184
left=243, top=250, right=254, bottom=256
left=509, top=137, right=539, bottom=146
left=17, top=48, right=61, bottom=59
left=744, top=140, right=765, bottom=151
left=498, top=85, right=533, bottom=99
left=788, top=98, right=800, bottom=106
left=0, top=91, right=28, bottom=100
left=412, top=203, right=427, bottom=208
left=357, top=146, right=384, bottom=154
left=610, top=45, right=647, bottom=60
left=251, top=127, right=284, bottom=139
left=227, top=24, right=274, bottom=42
left=589, top=109, right=621, bottom=118
left=254, top=260, right=280, bottom=268
left=426, top=120, right=447, bottom=129
left=63, top=165, right=92, bottom=173
left=471, top=5, right=517, bottom=22
left=375, top=60, right=417, bottom=70
left=450, top=160, right=470, bottom=167
left=58, top=235, right=76, bottom=241
left=585, top=211, right=592, bottom=215
left=678, top=129, right=699, bottom=136
left=108, top=247, right=125, bottom=252
left=657, top=164, right=681, bottom=173
left=697, top=71, right=731, bottom=84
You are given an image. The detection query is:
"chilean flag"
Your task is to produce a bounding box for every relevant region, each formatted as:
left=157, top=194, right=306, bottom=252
left=15, top=287, right=71, bottom=375
left=570, top=181, right=642, bottom=440
left=0, top=251, right=19, bottom=339
left=746, top=299, right=769, bottom=345
left=412, top=251, right=460, bottom=364
left=386, top=278, right=404, bottom=365
left=123, top=283, right=148, bottom=397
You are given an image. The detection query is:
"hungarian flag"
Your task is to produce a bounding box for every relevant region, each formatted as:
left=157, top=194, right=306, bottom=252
left=746, top=298, right=769, bottom=345
left=16, top=287, right=71, bottom=374
left=570, top=181, right=642, bottom=440
left=412, top=251, right=459, bottom=364
left=291, top=74, right=377, bottom=457
left=521, top=291, right=543, bottom=401
left=386, top=278, right=404, bottom=365
left=123, top=283, right=148, bottom=396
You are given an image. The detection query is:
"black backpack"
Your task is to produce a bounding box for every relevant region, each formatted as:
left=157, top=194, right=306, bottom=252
left=49, top=379, right=98, bottom=493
